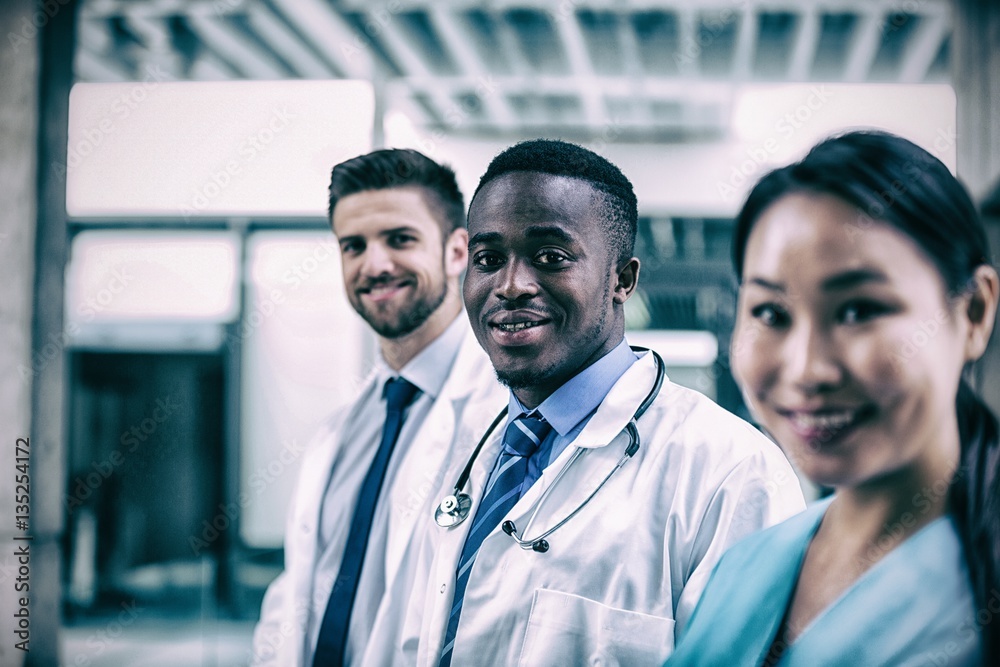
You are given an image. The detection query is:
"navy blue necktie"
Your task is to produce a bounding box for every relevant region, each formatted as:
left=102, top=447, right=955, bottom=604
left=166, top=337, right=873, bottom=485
left=313, top=377, right=421, bottom=667
left=438, top=414, right=552, bottom=667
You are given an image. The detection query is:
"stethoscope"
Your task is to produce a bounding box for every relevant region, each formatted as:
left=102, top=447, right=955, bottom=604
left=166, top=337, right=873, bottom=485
left=434, top=347, right=666, bottom=553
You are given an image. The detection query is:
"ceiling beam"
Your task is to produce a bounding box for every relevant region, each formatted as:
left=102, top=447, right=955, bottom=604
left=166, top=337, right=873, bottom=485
left=122, top=15, right=183, bottom=79
left=374, top=14, right=462, bottom=129
left=844, top=10, right=884, bottom=81
left=270, top=0, right=377, bottom=79
left=428, top=8, right=515, bottom=129
left=732, top=7, right=757, bottom=80
left=76, top=17, right=113, bottom=54
left=188, top=53, right=240, bottom=81
left=899, top=12, right=949, bottom=82
left=676, top=8, right=700, bottom=77
left=246, top=4, right=332, bottom=79
left=787, top=8, right=820, bottom=80
left=186, top=14, right=287, bottom=79
left=75, top=48, right=131, bottom=82
left=397, top=74, right=736, bottom=102
left=553, top=12, right=604, bottom=125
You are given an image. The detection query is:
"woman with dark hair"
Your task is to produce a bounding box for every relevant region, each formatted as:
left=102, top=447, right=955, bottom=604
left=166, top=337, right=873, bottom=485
left=668, top=131, right=1000, bottom=666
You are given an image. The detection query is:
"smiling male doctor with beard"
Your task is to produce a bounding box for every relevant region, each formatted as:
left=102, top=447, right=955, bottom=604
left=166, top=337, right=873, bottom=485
left=251, top=149, right=504, bottom=666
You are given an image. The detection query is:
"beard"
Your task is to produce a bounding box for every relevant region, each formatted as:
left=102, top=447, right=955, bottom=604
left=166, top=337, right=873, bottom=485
left=493, top=301, right=609, bottom=392
left=354, top=276, right=448, bottom=339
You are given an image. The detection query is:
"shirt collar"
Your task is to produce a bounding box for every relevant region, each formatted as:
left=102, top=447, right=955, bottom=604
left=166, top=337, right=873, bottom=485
left=375, top=312, right=468, bottom=400
left=507, top=338, right=638, bottom=436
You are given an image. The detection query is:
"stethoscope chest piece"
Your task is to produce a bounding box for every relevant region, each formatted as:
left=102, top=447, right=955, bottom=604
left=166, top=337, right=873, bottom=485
left=434, top=493, right=473, bottom=528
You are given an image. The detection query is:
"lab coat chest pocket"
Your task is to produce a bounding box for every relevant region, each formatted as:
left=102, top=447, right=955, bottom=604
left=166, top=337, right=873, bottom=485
left=518, top=589, right=675, bottom=667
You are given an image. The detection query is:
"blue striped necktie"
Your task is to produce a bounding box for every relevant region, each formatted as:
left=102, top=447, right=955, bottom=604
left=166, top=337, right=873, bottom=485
left=438, top=413, right=552, bottom=667
left=313, top=377, right=421, bottom=667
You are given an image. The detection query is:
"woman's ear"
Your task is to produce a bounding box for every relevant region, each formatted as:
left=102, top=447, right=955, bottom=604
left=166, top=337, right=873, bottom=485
left=613, top=258, right=640, bottom=305
left=964, top=265, right=1000, bottom=361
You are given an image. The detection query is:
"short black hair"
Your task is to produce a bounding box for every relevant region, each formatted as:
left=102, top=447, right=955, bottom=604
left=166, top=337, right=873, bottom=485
left=328, top=148, right=465, bottom=232
left=471, top=139, right=638, bottom=265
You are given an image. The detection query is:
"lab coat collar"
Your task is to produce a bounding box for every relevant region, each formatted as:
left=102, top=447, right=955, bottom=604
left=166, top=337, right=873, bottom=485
left=570, top=348, right=664, bottom=450
left=507, top=338, right=638, bottom=438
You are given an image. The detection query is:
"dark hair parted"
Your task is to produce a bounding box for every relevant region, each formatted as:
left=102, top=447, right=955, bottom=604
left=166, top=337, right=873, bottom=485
left=328, top=148, right=465, bottom=233
left=733, top=130, right=999, bottom=665
left=471, top=139, right=638, bottom=266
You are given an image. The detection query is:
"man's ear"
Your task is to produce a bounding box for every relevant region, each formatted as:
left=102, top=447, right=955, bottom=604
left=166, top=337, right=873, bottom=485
left=445, top=227, right=469, bottom=279
left=613, top=257, right=640, bottom=305
left=963, top=264, right=1000, bottom=362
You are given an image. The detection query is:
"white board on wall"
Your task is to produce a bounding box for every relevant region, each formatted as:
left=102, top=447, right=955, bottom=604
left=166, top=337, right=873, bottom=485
left=65, top=79, right=374, bottom=219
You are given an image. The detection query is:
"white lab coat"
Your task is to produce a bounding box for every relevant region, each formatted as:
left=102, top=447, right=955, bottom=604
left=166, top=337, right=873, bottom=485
left=386, top=351, right=805, bottom=667
left=250, top=324, right=506, bottom=666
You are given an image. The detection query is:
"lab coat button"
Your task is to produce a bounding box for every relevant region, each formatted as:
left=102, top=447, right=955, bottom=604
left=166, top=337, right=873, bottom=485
left=439, top=584, right=447, bottom=594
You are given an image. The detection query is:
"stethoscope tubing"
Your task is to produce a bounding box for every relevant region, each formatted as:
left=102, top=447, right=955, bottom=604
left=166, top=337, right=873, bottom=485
left=435, top=347, right=666, bottom=544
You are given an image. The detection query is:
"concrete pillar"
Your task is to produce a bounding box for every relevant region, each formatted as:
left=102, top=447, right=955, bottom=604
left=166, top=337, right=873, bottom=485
left=1, top=1, right=42, bottom=665
left=1, top=0, right=76, bottom=665
left=952, top=0, right=1000, bottom=413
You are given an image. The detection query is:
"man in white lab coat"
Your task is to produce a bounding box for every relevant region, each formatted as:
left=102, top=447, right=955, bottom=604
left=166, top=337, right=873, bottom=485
left=251, top=149, right=504, bottom=666
left=389, top=139, right=805, bottom=666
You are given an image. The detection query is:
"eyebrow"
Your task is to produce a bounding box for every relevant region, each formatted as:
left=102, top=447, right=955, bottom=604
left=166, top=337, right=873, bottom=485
left=746, top=268, right=889, bottom=293
left=469, top=225, right=577, bottom=247
left=821, top=268, right=889, bottom=290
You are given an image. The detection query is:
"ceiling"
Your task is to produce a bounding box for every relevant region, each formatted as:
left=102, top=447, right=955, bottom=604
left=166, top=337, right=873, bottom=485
left=76, top=0, right=953, bottom=141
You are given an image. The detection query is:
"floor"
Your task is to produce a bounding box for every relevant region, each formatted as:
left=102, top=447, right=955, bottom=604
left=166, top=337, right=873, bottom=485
left=61, top=617, right=256, bottom=667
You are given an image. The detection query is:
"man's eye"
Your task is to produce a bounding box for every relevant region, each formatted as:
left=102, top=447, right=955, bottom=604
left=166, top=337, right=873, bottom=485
left=750, top=303, right=789, bottom=328
left=341, top=241, right=363, bottom=255
left=472, top=252, right=503, bottom=268
left=389, top=234, right=416, bottom=247
left=535, top=251, right=568, bottom=266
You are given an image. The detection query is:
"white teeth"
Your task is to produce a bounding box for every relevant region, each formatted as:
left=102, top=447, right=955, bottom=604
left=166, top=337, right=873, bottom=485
left=498, top=321, right=541, bottom=332
left=792, top=411, right=856, bottom=430
left=368, top=284, right=401, bottom=295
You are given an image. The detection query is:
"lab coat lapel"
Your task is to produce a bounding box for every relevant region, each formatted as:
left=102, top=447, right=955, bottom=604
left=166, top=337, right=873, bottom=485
left=471, top=353, right=656, bottom=566
left=423, top=413, right=507, bottom=662
left=511, top=351, right=659, bottom=514
left=385, top=329, right=501, bottom=584
left=287, top=373, right=378, bottom=664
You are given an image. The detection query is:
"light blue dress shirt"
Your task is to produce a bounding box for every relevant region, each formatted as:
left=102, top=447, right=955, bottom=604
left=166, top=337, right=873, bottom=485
left=500, top=337, right=639, bottom=498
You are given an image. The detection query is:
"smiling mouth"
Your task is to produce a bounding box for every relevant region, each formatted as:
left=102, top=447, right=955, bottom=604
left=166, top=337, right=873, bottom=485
left=494, top=321, right=545, bottom=333
left=360, top=280, right=411, bottom=300
left=781, top=406, right=873, bottom=443
left=791, top=411, right=857, bottom=430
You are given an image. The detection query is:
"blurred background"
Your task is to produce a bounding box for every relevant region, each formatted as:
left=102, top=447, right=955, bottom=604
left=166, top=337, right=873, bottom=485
left=1, top=0, right=998, bottom=664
